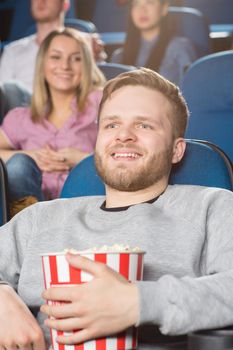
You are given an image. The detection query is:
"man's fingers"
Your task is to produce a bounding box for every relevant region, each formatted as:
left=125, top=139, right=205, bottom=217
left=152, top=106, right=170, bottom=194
left=41, top=300, right=83, bottom=318
left=44, top=316, right=83, bottom=332
left=66, top=253, right=107, bottom=277
left=56, top=329, right=93, bottom=345
left=42, top=285, right=80, bottom=302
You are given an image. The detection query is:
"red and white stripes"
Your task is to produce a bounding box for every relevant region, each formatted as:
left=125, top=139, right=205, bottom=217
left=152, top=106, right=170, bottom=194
left=42, top=251, right=144, bottom=350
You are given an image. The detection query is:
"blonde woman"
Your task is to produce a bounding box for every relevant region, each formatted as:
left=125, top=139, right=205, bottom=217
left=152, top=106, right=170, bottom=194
left=0, top=28, right=105, bottom=211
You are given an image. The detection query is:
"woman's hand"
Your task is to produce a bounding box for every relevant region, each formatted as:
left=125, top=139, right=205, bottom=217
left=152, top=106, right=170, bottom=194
left=56, top=147, right=89, bottom=169
left=26, top=146, right=89, bottom=173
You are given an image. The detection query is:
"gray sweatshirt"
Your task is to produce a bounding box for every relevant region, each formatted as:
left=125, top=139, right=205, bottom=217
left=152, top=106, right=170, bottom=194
left=0, top=185, right=233, bottom=347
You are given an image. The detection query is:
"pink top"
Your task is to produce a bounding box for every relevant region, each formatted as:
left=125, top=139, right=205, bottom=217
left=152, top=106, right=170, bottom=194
left=1, top=89, right=102, bottom=199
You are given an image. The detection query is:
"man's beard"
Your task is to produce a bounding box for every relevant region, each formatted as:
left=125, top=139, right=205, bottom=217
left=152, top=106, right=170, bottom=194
left=94, top=146, right=173, bottom=192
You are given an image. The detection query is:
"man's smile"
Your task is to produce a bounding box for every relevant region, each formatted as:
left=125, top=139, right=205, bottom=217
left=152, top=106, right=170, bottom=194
left=111, top=152, right=142, bottom=159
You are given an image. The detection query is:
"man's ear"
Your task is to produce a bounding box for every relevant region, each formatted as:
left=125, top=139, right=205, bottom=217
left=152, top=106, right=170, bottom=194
left=171, top=138, right=186, bottom=164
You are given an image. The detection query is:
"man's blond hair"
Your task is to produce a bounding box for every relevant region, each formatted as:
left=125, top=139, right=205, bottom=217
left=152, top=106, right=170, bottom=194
left=98, top=67, right=189, bottom=138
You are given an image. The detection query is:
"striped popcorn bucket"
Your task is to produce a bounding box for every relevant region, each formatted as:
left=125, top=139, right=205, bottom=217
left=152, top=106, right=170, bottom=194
left=41, top=250, right=145, bottom=350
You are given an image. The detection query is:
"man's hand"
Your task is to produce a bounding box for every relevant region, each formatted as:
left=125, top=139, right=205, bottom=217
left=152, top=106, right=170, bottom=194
left=0, top=285, right=46, bottom=350
left=41, top=253, right=139, bottom=345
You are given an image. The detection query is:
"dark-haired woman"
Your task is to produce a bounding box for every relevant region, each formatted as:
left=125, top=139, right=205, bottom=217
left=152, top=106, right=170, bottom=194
left=111, top=0, right=197, bottom=86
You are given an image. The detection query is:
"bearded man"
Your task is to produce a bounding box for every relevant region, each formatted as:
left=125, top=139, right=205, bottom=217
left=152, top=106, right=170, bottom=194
left=0, top=68, right=233, bottom=350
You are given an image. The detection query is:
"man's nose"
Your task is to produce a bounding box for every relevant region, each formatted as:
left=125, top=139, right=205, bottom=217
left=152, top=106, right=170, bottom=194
left=115, top=126, right=137, bottom=143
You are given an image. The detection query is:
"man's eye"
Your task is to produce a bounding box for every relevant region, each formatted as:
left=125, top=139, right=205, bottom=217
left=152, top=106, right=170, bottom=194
left=138, top=123, right=153, bottom=129
left=105, top=123, right=118, bottom=129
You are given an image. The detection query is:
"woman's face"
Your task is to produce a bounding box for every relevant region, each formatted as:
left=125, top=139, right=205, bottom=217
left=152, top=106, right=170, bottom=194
left=131, top=0, right=169, bottom=32
left=44, top=34, right=83, bottom=95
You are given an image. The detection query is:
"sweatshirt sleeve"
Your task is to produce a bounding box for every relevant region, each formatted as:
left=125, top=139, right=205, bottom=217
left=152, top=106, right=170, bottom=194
left=0, top=205, right=35, bottom=290
left=137, top=189, right=233, bottom=334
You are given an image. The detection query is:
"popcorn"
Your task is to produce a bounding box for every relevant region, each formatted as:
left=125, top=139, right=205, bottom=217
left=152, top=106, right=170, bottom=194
left=64, top=244, right=142, bottom=254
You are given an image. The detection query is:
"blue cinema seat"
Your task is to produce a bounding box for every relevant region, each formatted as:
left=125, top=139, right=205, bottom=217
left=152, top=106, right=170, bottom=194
left=64, top=18, right=97, bottom=33
left=97, top=62, right=136, bottom=80
left=182, top=50, right=233, bottom=163
left=60, top=139, right=233, bottom=199
left=24, top=17, right=97, bottom=37
left=183, top=0, right=233, bottom=36
left=168, top=6, right=211, bottom=57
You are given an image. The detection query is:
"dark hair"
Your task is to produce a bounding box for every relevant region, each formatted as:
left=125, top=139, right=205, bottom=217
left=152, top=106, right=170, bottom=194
left=98, top=68, right=189, bottom=138
left=122, top=0, right=175, bottom=71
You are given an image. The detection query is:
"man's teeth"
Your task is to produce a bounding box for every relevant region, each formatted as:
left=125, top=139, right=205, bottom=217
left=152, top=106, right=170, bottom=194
left=113, top=153, right=140, bottom=158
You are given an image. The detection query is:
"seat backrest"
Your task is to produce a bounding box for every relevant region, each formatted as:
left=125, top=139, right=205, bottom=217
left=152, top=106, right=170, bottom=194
left=97, top=62, right=136, bottom=80
left=0, top=159, right=10, bottom=225
left=170, top=139, right=233, bottom=190
left=183, top=0, right=233, bottom=25
left=25, top=17, right=97, bottom=37
left=60, top=139, right=233, bottom=198
left=182, top=50, right=233, bottom=163
left=168, top=6, right=211, bottom=57
left=60, top=155, right=105, bottom=198
left=64, top=18, right=97, bottom=33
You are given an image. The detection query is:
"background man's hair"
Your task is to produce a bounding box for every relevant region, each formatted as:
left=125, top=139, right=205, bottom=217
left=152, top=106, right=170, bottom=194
left=98, top=67, right=189, bottom=138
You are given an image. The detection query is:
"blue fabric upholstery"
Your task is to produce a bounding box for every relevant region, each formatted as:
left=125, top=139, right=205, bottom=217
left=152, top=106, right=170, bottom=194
left=168, top=6, right=211, bottom=57
left=60, top=139, right=233, bottom=198
left=64, top=18, right=97, bottom=33
left=97, top=62, right=136, bottom=80
left=60, top=155, right=105, bottom=198
left=184, top=0, right=233, bottom=23
left=182, top=50, right=233, bottom=163
left=170, top=140, right=233, bottom=190
left=25, top=18, right=97, bottom=37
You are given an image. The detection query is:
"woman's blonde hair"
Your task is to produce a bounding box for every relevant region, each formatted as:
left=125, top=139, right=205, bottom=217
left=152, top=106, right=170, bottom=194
left=31, top=27, right=106, bottom=122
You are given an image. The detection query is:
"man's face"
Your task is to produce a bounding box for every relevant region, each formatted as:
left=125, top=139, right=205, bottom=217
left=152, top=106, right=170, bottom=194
left=95, top=85, right=177, bottom=192
left=31, top=0, right=64, bottom=22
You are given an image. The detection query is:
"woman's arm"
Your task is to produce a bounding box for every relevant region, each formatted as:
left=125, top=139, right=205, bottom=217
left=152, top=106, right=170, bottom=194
left=0, top=129, right=20, bottom=162
left=0, top=130, right=40, bottom=164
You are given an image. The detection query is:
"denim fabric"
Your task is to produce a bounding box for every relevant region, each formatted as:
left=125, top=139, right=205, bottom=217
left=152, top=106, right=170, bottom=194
left=0, top=81, right=31, bottom=123
left=6, top=154, right=44, bottom=201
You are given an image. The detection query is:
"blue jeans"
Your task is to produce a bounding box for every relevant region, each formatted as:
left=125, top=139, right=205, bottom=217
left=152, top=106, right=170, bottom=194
left=6, top=154, right=44, bottom=201
left=0, top=81, right=31, bottom=123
